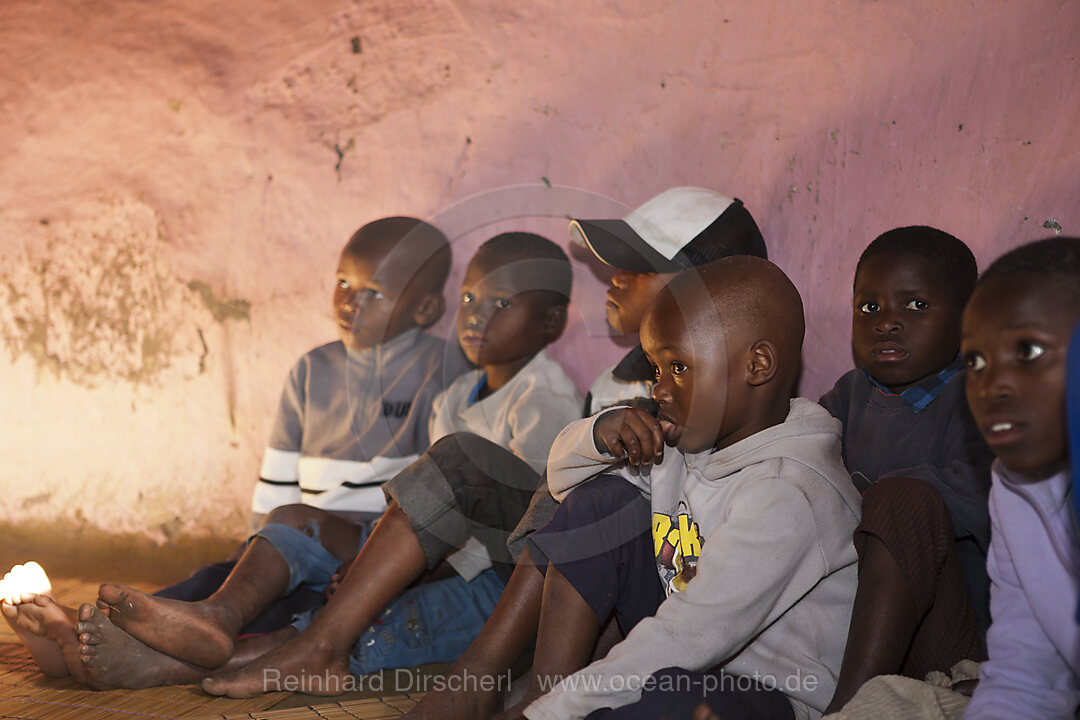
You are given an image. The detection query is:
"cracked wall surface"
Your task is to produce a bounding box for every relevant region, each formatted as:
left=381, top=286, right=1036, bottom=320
left=0, top=0, right=1077, bottom=546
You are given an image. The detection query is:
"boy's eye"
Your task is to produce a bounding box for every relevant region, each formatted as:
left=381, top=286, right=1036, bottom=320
left=365, top=288, right=385, bottom=301
left=652, top=364, right=660, bottom=379
left=904, top=299, right=929, bottom=311
left=964, top=353, right=986, bottom=372
left=494, top=298, right=511, bottom=310
left=337, top=278, right=350, bottom=291
left=671, top=361, right=688, bottom=375
left=857, top=301, right=880, bottom=314
left=1017, top=341, right=1045, bottom=362
left=462, top=291, right=475, bottom=304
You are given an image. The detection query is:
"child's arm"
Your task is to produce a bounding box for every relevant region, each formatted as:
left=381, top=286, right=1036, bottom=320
left=426, top=386, right=450, bottom=446
left=524, top=477, right=827, bottom=720
left=546, top=408, right=663, bottom=501
left=250, top=363, right=308, bottom=527
left=963, top=506, right=1080, bottom=719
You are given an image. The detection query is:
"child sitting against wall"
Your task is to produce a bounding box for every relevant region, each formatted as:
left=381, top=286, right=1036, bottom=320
left=514, top=256, right=861, bottom=720
left=0, top=231, right=583, bottom=691
left=406, top=187, right=769, bottom=720
left=962, top=237, right=1080, bottom=719
left=157, top=216, right=470, bottom=633
left=821, top=227, right=994, bottom=712
left=0, top=215, right=469, bottom=681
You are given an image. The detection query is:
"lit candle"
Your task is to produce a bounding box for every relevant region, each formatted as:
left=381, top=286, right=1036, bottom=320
left=0, top=562, right=52, bottom=605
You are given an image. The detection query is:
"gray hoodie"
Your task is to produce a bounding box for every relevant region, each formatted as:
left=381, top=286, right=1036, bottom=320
left=525, top=398, right=862, bottom=720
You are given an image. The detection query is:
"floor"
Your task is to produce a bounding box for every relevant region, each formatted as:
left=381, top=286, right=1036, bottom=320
left=0, top=578, right=429, bottom=720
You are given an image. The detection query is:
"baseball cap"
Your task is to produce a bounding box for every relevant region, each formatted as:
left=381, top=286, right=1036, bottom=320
left=569, top=187, right=767, bottom=273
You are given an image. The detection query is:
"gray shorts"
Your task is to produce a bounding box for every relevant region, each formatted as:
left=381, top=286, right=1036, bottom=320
left=383, top=432, right=551, bottom=580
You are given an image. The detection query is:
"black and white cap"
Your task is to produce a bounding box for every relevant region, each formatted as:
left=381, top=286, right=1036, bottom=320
left=569, top=187, right=767, bottom=273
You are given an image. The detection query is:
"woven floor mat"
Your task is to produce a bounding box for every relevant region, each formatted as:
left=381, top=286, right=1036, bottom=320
left=0, top=578, right=424, bottom=719
left=219, top=694, right=424, bottom=719
left=0, top=643, right=289, bottom=719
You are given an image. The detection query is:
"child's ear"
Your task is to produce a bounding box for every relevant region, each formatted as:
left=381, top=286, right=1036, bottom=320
left=544, top=305, right=568, bottom=342
left=412, top=293, right=445, bottom=329
left=745, top=340, right=779, bottom=386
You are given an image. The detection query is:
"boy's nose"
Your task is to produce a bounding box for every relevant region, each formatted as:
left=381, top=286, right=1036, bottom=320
left=342, top=290, right=371, bottom=313
left=610, top=271, right=633, bottom=289
left=873, top=315, right=902, bottom=334
left=974, top=365, right=1014, bottom=403
left=651, top=378, right=672, bottom=403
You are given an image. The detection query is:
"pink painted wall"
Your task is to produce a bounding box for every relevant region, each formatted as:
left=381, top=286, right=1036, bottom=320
left=1, top=0, right=1077, bottom=541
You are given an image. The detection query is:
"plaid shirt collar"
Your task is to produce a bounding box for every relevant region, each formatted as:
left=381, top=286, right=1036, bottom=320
left=863, top=356, right=964, bottom=414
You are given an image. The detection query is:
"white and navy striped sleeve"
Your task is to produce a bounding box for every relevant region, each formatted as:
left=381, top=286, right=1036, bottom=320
left=251, top=360, right=306, bottom=516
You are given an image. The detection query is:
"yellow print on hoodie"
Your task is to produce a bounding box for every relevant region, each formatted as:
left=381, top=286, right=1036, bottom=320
left=652, top=501, right=703, bottom=595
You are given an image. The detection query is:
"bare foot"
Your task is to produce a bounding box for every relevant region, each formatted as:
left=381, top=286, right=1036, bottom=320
left=2, top=596, right=83, bottom=680
left=230, top=626, right=297, bottom=667
left=202, top=629, right=353, bottom=698
left=76, top=603, right=211, bottom=690
left=96, top=582, right=234, bottom=668
left=405, top=669, right=502, bottom=719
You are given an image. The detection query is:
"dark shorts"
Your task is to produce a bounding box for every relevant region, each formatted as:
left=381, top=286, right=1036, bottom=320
left=855, top=476, right=986, bottom=676
left=527, top=474, right=665, bottom=634
left=384, top=433, right=543, bottom=580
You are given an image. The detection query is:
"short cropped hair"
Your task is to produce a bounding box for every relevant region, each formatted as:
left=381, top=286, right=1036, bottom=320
left=979, top=236, right=1080, bottom=307
left=345, top=216, right=452, bottom=294
left=474, top=232, right=573, bottom=304
left=856, top=226, right=977, bottom=307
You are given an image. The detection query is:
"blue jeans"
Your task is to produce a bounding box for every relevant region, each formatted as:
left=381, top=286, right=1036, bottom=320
left=258, top=522, right=505, bottom=675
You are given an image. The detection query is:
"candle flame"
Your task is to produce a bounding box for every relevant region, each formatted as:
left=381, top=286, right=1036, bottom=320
left=0, top=562, right=52, bottom=605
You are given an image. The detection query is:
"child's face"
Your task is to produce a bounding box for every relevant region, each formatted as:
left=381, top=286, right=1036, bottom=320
left=333, top=245, right=426, bottom=351
left=605, top=270, right=676, bottom=335
left=456, top=256, right=555, bottom=369
left=852, top=254, right=962, bottom=391
left=640, top=293, right=734, bottom=453
left=962, top=276, right=1074, bottom=480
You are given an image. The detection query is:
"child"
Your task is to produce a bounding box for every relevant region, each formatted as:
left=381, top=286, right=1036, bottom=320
left=1, top=215, right=470, bottom=681
left=574, top=188, right=767, bottom=416
left=961, top=237, right=1080, bottom=719
left=157, top=216, right=470, bottom=632
left=251, top=217, right=464, bottom=519
left=820, top=227, right=994, bottom=711
left=516, top=256, right=861, bottom=720
left=63, top=231, right=583, bottom=692
left=405, top=188, right=769, bottom=720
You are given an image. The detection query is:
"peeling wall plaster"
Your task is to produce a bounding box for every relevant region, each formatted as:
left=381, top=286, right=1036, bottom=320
left=0, top=199, right=212, bottom=385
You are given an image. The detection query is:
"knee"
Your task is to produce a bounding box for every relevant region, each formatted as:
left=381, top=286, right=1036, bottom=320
left=262, top=504, right=326, bottom=534
left=863, top=477, right=950, bottom=527
left=561, top=475, right=642, bottom=515
left=428, top=432, right=498, bottom=462
left=858, top=477, right=955, bottom=562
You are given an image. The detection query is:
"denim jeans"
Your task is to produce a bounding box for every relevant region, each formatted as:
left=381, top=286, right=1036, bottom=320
left=258, top=521, right=505, bottom=674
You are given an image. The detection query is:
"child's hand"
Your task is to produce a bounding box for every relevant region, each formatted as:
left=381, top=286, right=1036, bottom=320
left=592, top=407, right=665, bottom=465
left=324, top=558, right=354, bottom=600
